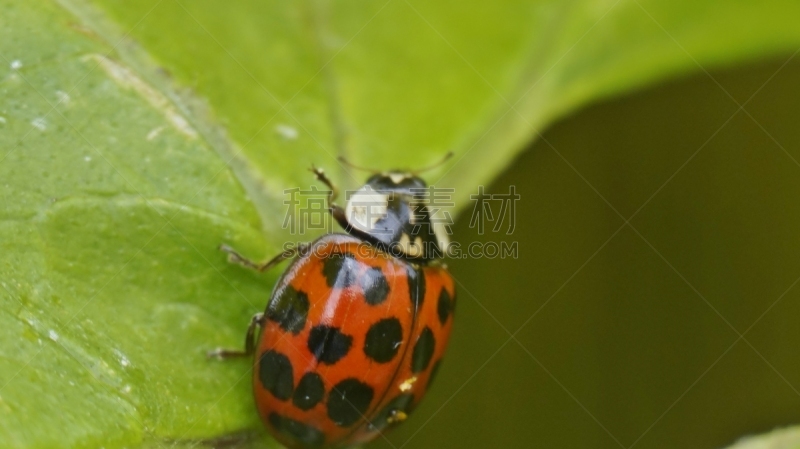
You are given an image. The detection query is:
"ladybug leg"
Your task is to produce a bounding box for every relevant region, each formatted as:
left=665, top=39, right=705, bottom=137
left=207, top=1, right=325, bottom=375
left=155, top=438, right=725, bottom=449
left=207, top=312, right=264, bottom=359
left=219, top=243, right=309, bottom=272
left=310, top=166, right=351, bottom=230
left=310, top=165, right=339, bottom=203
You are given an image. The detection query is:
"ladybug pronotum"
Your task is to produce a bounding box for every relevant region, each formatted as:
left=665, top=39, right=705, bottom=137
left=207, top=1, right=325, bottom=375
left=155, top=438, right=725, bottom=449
left=210, top=156, right=456, bottom=449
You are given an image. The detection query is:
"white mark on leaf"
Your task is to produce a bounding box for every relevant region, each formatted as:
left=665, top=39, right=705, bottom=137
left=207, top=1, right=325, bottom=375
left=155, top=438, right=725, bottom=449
left=48, top=330, right=59, bottom=341
left=275, top=124, right=299, bottom=140
left=114, top=349, right=131, bottom=368
left=10, top=60, right=22, bottom=70
left=56, top=90, right=71, bottom=105
left=31, top=118, right=47, bottom=131
left=146, top=126, right=165, bottom=141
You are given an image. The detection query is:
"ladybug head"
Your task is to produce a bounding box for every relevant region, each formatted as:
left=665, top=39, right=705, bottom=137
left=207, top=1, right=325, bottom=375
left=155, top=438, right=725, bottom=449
left=343, top=161, right=452, bottom=262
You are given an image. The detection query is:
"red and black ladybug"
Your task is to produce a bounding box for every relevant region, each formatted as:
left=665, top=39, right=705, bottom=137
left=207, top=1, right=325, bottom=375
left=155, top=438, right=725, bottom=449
left=210, top=155, right=456, bottom=449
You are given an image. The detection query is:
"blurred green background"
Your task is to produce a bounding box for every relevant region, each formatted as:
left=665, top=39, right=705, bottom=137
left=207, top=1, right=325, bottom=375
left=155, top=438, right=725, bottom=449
left=372, top=58, right=800, bottom=449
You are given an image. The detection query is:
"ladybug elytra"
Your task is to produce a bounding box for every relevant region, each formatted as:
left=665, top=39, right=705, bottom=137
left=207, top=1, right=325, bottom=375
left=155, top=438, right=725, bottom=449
left=210, top=156, right=456, bottom=448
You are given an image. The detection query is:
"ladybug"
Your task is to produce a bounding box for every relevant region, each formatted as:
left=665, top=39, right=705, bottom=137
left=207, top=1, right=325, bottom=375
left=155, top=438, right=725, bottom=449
left=209, top=155, right=456, bottom=449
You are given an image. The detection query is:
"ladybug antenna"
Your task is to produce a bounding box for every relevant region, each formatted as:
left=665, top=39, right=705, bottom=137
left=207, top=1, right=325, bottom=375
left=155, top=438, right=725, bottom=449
left=413, top=151, right=454, bottom=175
left=337, top=156, right=379, bottom=173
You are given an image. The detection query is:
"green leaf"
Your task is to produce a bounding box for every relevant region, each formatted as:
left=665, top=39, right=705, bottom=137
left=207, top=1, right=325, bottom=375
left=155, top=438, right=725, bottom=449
left=1, top=0, right=799, bottom=447
left=1, top=1, right=269, bottom=447
left=83, top=0, right=800, bottom=207
left=724, top=427, right=800, bottom=449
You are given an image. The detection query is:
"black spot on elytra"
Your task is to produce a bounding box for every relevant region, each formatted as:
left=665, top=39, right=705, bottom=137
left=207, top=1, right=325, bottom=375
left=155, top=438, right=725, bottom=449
left=437, top=287, right=451, bottom=325
left=259, top=350, right=294, bottom=401
left=427, top=359, right=442, bottom=391
left=292, top=372, right=325, bottom=411
left=361, top=267, right=390, bottom=305
left=327, top=378, right=374, bottom=427
left=307, top=325, right=353, bottom=365
left=363, top=318, right=403, bottom=364
left=322, top=252, right=360, bottom=288
left=411, top=327, right=435, bottom=374
left=268, top=413, right=325, bottom=447
left=267, top=285, right=309, bottom=334
left=406, top=265, right=425, bottom=311
left=368, top=394, right=415, bottom=432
